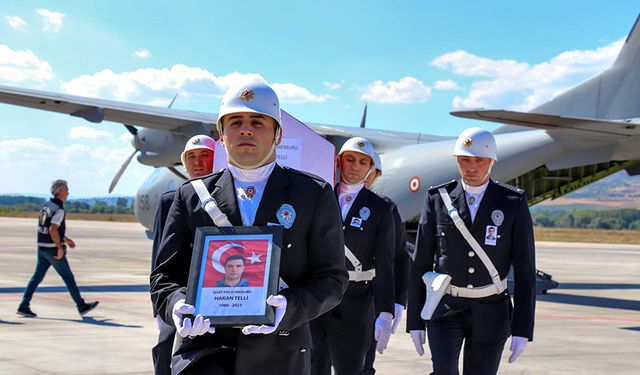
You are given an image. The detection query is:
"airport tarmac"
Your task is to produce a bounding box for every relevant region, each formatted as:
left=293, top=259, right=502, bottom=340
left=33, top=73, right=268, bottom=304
left=1, top=216, right=639, bottom=374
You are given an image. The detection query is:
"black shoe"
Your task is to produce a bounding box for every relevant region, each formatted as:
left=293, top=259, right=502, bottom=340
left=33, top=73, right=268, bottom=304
left=17, top=306, right=37, bottom=318
left=78, top=301, right=99, bottom=316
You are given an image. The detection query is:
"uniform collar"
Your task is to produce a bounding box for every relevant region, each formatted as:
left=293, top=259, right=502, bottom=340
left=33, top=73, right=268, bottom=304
left=461, top=179, right=490, bottom=195
left=338, top=181, right=364, bottom=197
left=228, top=161, right=276, bottom=183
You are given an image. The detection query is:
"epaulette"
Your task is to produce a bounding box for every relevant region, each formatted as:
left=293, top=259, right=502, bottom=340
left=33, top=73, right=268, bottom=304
left=283, top=166, right=326, bottom=183
left=495, top=181, right=525, bottom=195
left=428, top=179, right=456, bottom=192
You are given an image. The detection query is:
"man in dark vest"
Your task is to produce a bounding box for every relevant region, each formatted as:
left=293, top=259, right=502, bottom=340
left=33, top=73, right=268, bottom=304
left=17, top=179, right=99, bottom=318
left=151, top=134, right=215, bottom=375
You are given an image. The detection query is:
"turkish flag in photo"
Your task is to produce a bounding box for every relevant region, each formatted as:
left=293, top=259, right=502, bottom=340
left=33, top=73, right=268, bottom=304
left=201, top=238, right=269, bottom=288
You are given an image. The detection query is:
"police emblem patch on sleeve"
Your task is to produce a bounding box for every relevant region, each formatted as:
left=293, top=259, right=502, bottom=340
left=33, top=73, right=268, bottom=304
left=277, top=204, right=296, bottom=229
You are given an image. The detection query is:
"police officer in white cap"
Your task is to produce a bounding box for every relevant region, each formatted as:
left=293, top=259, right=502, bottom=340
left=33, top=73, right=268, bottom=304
left=363, top=151, right=410, bottom=375
left=406, top=127, right=536, bottom=374
left=150, top=134, right=215, bottom=375
left=151, top=80, right=348, bottom=375
left=311, top=137, right=396, bottom=375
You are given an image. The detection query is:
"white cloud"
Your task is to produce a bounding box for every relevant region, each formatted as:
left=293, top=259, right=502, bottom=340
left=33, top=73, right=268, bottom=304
left=61, top=64, right=330, bottom=105
left=36, top=9, right=65, bottom=33
left=323, top=80, right=343, bottom=90
left=360, top=76, right=431, bottom=104
left=0, top=136, right=151, bottom=196
left=432, top=39, right=624, bottom=110
left=68, top=125, right=113, bottom=140
left=272, top=83, right=334, bottom=103
left=133, top=49, right=151, bottom=59
left=433, top=79, right=459, bottom=90
left=0, top=44, right=54, bottom=87
left=5, top=16, right=28, bottom=31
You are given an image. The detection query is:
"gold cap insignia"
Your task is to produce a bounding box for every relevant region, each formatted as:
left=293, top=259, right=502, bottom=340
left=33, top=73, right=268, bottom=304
left=192, top=137, right=200, bottom=144
left=239, top=89, right=255, bottom=101
left=463, top=138, right=473, bottom=147
left=357, top=141, right=365, bottom=148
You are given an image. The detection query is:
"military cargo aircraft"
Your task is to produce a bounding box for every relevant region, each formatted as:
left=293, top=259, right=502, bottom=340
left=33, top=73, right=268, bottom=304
left=1, top=16, right=639, bottom=293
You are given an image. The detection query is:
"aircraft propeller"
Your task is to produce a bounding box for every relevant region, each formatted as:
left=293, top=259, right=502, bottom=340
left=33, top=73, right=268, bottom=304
left=108, top=93, right=180, bottom=193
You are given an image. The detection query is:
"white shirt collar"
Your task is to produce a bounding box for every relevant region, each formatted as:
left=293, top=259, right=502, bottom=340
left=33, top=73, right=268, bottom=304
left=338, top=181, right=365, bottom=197
left=461, top=179, right=490, bottom=195
left=228, top=161, right=276, bottom=183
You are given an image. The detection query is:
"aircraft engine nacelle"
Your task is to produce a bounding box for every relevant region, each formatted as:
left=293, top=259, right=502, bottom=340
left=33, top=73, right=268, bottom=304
left=134, top=125, right=212, bottom=167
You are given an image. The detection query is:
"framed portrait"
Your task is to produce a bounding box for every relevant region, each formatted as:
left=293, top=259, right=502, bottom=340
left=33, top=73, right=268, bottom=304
left=185, top=225, right=282, bottom=327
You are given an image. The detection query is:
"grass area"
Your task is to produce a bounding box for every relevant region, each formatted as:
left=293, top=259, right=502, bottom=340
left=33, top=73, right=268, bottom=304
left=534, top=227, right=640, bottom=244
left=2, top=211, right=639, bottom=244
left=0, top=211, right=137, bottom=222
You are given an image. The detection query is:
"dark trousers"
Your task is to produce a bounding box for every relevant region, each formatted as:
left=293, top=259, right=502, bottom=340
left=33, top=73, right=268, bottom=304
left=363, top=329, right=377, bottom=375
left=311, top=315, right=373, bottom=375
left=426, top=311, right=506, bottom=375
left=19, top=248, right=85, bottom=309
left=153, top=317, right=176, bottom=375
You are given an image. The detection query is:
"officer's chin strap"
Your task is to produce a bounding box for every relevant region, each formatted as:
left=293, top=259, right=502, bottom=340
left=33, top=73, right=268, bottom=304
left=340, top=165, right=375, bottom=186
left=226, top=127, right=281, bottom=170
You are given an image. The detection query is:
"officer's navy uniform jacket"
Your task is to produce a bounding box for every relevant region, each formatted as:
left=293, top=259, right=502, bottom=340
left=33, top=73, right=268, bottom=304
left=364, top=196, right=409, bottom=374
left=311, top=187, right=395, bottom=375
left=407, top=180, right=536, bottom=343
left=151, top=190, right=177, bottom=375
left=151, top=165, right=348, bottom=375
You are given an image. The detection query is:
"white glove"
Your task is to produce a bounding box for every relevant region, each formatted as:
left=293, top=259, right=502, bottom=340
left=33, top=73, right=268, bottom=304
left=374, top=312, right=393, bottom=354
left=391, top=303, right=404, bottom=334
left=172, top=299, right=215, bottom=338
left=508, top=336, right=528, bottom=363
left=242, top=295, right=287, bottom=335
left=410, top=330, right=426, bottom=356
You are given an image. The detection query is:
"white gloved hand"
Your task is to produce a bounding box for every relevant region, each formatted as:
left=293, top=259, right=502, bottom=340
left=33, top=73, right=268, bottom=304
left=374, top=312, right=393, bottom=354
left=508, top=336, right=528, bottom=363
left=391, top=303, right=404, bottom=334
left=410, top=330, right=426, bottom=356
left=242, top=295, right=287, bottom=335
left=172, top=299, right=215, bottom=338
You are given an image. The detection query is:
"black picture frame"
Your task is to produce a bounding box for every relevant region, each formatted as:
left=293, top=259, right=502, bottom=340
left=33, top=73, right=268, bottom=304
left=185, top=225, right=282, bottom=327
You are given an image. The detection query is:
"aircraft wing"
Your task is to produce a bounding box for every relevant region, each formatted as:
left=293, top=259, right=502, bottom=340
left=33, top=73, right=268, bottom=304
left=451, top=109, right=640, bottom=138
left=0, top=84, right=218, bottom=131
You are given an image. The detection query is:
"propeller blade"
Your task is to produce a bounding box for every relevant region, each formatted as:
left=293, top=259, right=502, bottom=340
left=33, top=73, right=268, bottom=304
left=168, top=93, right=179, bottom=109
left=360, top=104, right=368, bottom=128
left=167, top=166, right=189, bottom=180
left=109, top=149, right=137, bottom=193
left=124, top=124, right=138, bottom=136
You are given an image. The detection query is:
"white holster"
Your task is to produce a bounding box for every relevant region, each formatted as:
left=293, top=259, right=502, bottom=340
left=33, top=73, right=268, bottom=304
left=420, top=272, right=452, bottom=320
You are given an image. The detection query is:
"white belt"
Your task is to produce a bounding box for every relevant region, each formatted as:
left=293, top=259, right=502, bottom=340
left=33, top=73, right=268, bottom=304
left=348, top=269, right=376, bottom=283
left=344, top=245, right=376, bottom=282
left=447, top=278, right=507, bottom=298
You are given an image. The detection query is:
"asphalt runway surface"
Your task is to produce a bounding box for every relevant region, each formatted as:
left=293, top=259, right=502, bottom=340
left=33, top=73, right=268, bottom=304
left=1, top=217, right=639, bottom=374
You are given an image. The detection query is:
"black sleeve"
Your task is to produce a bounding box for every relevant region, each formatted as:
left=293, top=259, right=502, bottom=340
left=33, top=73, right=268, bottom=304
left=373, top=203, right=396, bottom=317
left=392, top=204, right=409, bottom=306
left=510, top=195, right=536, bottom=340
left=406, top=191, right=437, bottom=331
left=278, top=182, right=349, bottom=330
left=150, top=187, right=193, bottom=326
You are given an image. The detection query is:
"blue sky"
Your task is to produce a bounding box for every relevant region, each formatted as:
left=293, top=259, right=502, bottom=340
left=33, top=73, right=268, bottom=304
left=0, top=1, right=638, bottom=197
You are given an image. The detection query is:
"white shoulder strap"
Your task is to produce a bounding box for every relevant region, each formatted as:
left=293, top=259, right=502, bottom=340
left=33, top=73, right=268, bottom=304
left=189, top=179, right=289, bottom=291
left=190, top=179, right=233, bottom=227
left=344, top=244, right=376, bottom=282
left=438, top=187, right=504, bottom=294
